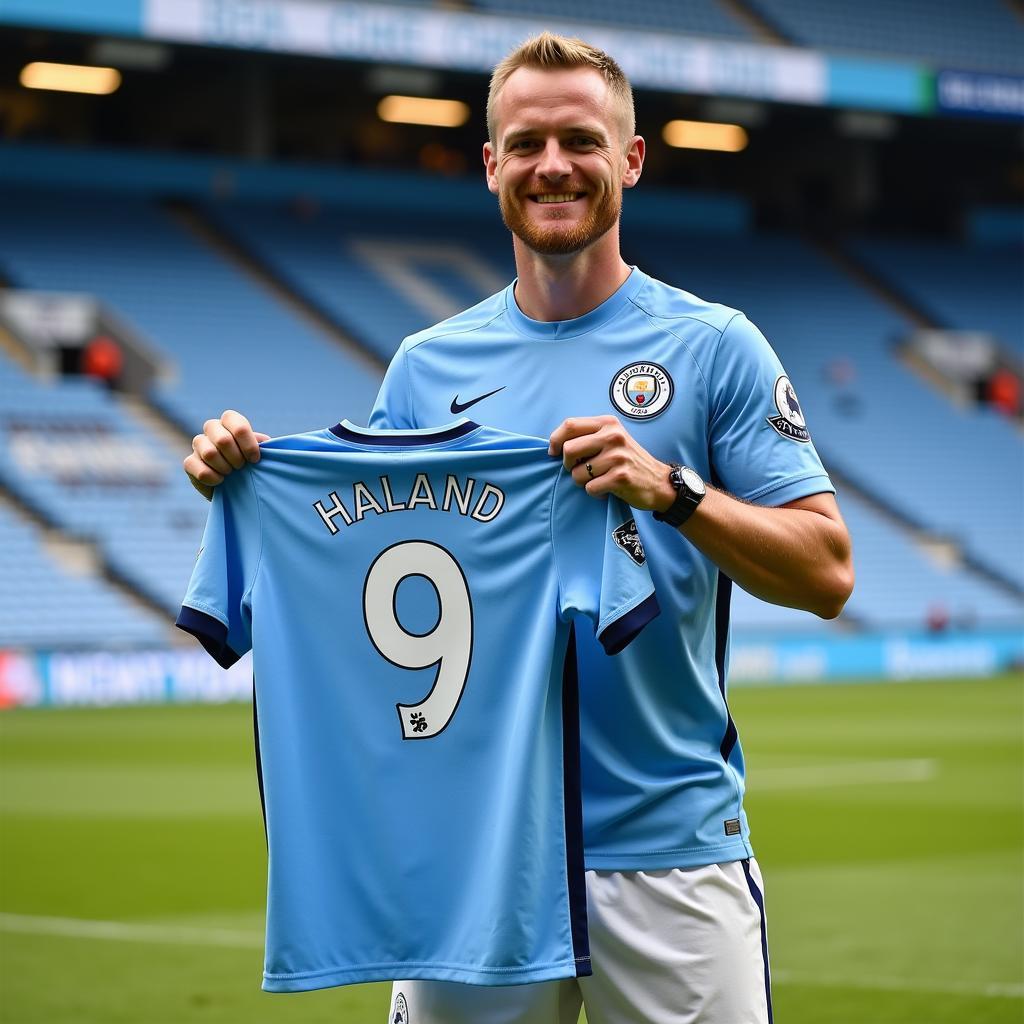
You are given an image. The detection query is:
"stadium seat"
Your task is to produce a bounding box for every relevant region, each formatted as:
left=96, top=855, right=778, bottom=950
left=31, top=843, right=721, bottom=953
left=0, top=499, right=167, bottom=648
left=474, top=0, right=753, bottom=40
left=848, top=236, right=1024, bottom=358
left=205, top=201, right=514, bottom=364
left=0, top=189, right=383, bottom=439
left=743, top=0, right=1024, bottom=74
left=0, top=354, right=205, bottom=617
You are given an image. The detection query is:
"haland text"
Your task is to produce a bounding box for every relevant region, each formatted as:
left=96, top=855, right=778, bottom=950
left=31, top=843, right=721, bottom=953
left=313, top=473, right=506, bottom=535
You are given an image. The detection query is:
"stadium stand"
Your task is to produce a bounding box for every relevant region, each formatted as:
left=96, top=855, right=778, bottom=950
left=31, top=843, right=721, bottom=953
left=731, top=486, right=1024, bottom=632
left=474, top=0, right=754, bottom=40
left=847, top=236, right=1024, bottom=358
left=205, top=201, right=514, bottom=364
left=626, top=228, right=1024, bottom=591
left=0, top=353, right=203, bottom=616
left=825, top=491, right=1022, bottom=628
left=743, top=0, right=1024, bottom=74
left=0, top=189, right=382, bottom=439
left=0, top=501, right=166, bottom=648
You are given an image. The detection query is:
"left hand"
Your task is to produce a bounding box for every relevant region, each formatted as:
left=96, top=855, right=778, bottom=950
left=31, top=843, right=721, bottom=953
left=548, top=415, right=676, bottom=511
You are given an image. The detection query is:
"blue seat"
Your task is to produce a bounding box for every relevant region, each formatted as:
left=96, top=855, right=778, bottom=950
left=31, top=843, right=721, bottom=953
left=744, top=0, right=1023, bottom=73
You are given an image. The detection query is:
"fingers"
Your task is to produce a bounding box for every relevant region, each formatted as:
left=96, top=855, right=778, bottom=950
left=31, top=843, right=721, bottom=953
left=568, top=455, right=626, bottom=498
left=219, top=409, right=265, bottom=464
left=562, top=437, right=603, bottom=473
left=183, top=457, right=216, bottom=500
left=203, top=414, right=245, bottom=470
left=557, top=417, right=671, bottom=507
left=183, top=450, right=221, bottom=502
left=556, top=418, right=621, bottom=471
left=194, top=430, right=236, bottom=475
left=183, top=410, right=265, bottom=498
left=569, top=453, right=608, bottom=488
left=548, top=415, right=618, bottom=456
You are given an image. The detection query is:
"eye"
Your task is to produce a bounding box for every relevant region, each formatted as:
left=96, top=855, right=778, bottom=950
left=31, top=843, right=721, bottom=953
left=570, top=136, right=598, bottom=147
left=509, top=139, right=539, bottom=151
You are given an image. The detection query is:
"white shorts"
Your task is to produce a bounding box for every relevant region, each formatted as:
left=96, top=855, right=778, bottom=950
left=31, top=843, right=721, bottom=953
left=387, top=858, right=772, bottom=1024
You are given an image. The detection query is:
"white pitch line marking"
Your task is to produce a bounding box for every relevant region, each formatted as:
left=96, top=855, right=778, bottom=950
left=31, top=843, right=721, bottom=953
left=0, top=913, right=262, bottom=949
left=3, top=913, right=1020, bottom=1000
left=754, top=758, right=938, bottom=790
left=772, top=968, right=1024, bottom=1000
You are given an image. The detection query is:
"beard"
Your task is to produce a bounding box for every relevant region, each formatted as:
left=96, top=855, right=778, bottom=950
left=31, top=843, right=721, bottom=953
left=498, top=183, right=621, bottom=256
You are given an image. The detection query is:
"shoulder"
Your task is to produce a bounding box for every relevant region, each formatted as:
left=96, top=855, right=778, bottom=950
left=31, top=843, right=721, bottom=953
left=403, top=289, right=510, bottom=353
left=630, top=272, right=743, bottom=337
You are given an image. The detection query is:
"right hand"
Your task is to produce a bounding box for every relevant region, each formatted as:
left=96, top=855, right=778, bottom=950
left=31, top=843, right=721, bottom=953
left=184, top=410, right=270, bottom=499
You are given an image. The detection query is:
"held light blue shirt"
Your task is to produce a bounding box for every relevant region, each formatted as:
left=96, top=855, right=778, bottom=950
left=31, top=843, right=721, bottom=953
left=177, top=420, right=658, bottom=990
left=370, top=268, right=835, bottom=871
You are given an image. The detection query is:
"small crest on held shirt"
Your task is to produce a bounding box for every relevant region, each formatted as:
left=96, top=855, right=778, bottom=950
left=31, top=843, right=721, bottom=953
left=724, top=818, right=742, bottom=836
left=613, top=519, right=646, bottom=565
left=391, top=992, right=409, bottom=1024
left=766, top=375, right=811, bottom=443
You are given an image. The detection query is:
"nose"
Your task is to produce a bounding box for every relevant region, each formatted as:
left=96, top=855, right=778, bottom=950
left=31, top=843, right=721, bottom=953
left=535, top=138, right=572, bottom=181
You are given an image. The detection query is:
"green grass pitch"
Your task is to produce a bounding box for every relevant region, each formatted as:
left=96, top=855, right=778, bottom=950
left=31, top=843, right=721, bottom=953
left=1, top=675, right=1021, bottom=1023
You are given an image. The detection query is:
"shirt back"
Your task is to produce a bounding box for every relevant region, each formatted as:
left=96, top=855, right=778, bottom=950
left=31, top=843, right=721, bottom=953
left=177, top=419, right=658, bottom=991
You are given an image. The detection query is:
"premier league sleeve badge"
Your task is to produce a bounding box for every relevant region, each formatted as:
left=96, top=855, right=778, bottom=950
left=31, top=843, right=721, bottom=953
left=766, top=375, right=811, bottom=442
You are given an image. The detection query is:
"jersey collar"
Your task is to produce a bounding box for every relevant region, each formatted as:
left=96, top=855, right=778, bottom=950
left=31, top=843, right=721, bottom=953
left=504, top=266, right=648, bottom=341
left=328, top=419, right=479, bottom=446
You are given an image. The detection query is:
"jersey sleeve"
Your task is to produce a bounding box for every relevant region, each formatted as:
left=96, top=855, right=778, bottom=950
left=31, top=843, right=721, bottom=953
left=551, top=473, right=660, bottom=655
left=175, top=470, right=262, bottom=668
left=369, top=342, right=416, bottom=430
left=709, top=313, right=835, bottom=506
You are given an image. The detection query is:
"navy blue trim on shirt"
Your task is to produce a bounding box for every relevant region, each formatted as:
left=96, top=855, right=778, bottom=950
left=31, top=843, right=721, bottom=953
left=598, top=592, right=660, bottom=655
left=742, top=859, right=774, bottom=1023
left=715, top=574, right=739, bottom=762
left=175, top=606, right=242, bottom=669
left=328, top=421, right=479, bottom=445
left=252, top=681, right=268, bottom=847
left=561, top=623, right=592, bottom=977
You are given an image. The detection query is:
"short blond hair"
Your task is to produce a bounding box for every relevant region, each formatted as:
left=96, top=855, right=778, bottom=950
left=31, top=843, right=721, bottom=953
left=487, top=32, right=635, bottom=147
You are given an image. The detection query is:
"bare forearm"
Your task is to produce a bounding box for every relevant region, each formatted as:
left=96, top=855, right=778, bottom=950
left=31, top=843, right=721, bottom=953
left=678, top=487, right=854, bottom=619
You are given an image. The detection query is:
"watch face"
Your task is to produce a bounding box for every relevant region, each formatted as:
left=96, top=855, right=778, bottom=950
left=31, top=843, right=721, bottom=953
left=679, top=467, right=705, bottom=496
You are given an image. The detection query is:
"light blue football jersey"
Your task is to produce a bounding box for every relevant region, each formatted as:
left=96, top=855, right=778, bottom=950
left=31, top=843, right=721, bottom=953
left=370, top=268, right=835, bottom=871
left=177, top=419, right=658, bottom=991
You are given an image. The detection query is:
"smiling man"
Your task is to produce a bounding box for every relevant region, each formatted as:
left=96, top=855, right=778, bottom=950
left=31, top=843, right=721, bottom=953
left=185, top=32, right=853, bottom=1024
left=491, top=66, right=631, bottom=259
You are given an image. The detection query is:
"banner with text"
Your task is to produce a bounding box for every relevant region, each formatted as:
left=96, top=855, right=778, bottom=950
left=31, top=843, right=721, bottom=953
left=2, top=630, right=1020, bottom=708
left=143, top=0, right=828, bottom=106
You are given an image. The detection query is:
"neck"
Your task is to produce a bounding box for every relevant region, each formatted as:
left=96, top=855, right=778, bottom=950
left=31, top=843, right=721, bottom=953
left=511, top=229, right=632, bottom=323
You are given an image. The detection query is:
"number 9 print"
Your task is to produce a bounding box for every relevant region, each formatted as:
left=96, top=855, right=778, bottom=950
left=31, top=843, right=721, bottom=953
left=362, top=541, right=474, bottom=739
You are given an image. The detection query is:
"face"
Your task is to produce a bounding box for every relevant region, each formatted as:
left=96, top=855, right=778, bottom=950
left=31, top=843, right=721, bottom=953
left=484, top=67, right=643, bottom=257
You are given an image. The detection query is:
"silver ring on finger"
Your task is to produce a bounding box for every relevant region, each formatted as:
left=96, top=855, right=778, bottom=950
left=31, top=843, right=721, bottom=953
left=586, top=462, right=594, bottom=478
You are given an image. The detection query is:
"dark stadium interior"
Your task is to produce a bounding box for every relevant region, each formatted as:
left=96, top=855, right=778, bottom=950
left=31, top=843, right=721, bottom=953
left=1, top=25, right=1022, bottom=235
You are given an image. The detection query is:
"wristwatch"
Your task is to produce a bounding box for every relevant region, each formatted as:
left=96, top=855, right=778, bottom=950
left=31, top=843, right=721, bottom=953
left=652, top=464, right=706, bottom=528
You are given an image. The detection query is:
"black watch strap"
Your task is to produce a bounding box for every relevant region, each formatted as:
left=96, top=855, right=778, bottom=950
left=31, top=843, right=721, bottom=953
left=653, top=464, right=706, bottom=528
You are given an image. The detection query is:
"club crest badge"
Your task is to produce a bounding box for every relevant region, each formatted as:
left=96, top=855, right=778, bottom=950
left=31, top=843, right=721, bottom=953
left=613, top=519, right=646, bottom=565
left=766, top=375, right=811, bottom=443
left=391, top=992, right=410, bottom=1024
left=610, top=362, right=673, bottom=420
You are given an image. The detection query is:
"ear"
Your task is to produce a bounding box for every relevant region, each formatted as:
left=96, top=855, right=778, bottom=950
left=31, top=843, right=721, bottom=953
left=483, top=140, right=499, bottom=195
left=622, top=135, right=645, bottom=189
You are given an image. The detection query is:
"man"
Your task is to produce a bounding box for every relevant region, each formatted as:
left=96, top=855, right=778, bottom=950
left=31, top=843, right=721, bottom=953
left=185, top=32, right=853, bottom=1024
